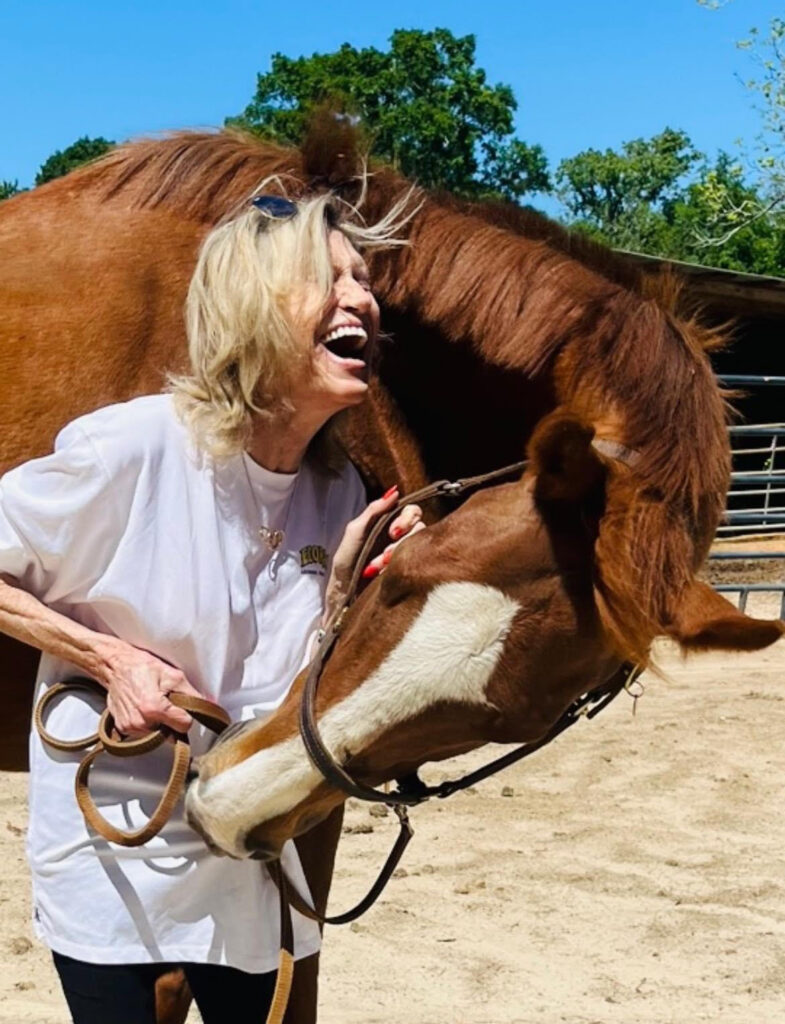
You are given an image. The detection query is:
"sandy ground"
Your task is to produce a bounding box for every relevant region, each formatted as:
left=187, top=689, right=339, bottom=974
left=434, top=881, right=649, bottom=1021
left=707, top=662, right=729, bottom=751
left=1, top=598, right=783, bottom=1024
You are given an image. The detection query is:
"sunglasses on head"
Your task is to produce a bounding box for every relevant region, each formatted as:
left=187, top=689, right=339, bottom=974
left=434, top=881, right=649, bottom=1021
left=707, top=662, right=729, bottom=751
left=250, top=195, right=298, bottom=219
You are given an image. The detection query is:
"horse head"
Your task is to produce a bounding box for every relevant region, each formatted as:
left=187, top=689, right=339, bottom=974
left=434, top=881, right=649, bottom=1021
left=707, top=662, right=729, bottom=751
left=185, top=411, right=784, bottom=859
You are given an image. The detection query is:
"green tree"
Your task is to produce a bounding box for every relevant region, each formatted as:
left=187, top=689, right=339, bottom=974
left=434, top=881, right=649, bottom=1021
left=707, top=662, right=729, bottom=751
left=558, top=129, right=785, bottom=275
left=667, top=154, right=785, bottom=275
left=35, top=136, right=114, bottom=186
left=555, top=128, right=701, bottom=250
left=0, top=180, right=21, bottom=201
left=694, top=7, right=785, bottom=250
left=229, top=28, right=549, bottom=200
left=734, top=18, right=785, bottom=206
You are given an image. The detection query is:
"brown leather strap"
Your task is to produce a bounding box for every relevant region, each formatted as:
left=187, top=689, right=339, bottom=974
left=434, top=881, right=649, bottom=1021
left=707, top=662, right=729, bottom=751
left=73, top=735, right=192, bottom=847
left=34, top=678, right=105, bottom=752
left=267, top=804, right=414, bottom=927
left=264, top=861, right=295, bottom=1024
left=98, top=712, right=168, bottom=756
left=35, top=679, right=231, bottom=847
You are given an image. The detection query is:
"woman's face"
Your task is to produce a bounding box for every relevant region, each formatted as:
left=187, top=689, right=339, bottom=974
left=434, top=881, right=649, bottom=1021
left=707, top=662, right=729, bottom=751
left=289, top=229, right=380, bottom=421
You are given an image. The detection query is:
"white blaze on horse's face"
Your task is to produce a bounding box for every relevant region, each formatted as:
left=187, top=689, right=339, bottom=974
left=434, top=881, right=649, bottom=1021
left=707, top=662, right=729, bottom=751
left=186, top=582, right=520, bottom=858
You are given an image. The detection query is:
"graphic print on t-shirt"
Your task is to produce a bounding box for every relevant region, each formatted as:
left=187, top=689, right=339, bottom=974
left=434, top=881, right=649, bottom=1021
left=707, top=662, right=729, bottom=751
left=299, top=544, right=327, bottom=575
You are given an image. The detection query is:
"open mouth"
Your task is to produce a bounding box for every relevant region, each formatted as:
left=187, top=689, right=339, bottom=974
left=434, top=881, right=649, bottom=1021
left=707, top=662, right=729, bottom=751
left=318, top=324, right=368, bottom=367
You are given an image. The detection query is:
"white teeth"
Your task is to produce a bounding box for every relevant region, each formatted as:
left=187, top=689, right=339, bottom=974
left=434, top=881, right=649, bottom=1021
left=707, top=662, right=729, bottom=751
left=321, top=325, right=368, bottom=347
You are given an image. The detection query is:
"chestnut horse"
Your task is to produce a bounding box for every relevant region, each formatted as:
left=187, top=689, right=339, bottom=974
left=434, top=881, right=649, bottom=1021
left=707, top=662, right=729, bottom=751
left=186, top=412, right=783, bottom=860
left=1, top=124, right=783, bottom=1022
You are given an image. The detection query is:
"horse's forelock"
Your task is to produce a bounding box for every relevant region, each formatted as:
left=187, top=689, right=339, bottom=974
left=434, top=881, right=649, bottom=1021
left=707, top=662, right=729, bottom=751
left=60, top=115, right=368, bottom=226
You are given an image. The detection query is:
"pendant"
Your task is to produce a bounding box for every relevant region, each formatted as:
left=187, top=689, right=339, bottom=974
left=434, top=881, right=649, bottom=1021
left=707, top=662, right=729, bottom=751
left=259, top=526, right=285, bottom=550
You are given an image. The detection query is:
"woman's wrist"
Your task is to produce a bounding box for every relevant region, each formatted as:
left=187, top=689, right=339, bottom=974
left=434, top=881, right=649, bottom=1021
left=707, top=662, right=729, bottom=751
left=77, top=632, right=131, bottom=689
left=0, top=577, right=135, bottom=687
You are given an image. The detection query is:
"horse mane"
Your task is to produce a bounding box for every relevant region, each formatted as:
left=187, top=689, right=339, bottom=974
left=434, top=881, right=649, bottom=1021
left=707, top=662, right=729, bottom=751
left=361, top=182, right=730, bottom=660
left=66, top=129, right=308, bottom=222
left=58, top=126, right=729, bottom=662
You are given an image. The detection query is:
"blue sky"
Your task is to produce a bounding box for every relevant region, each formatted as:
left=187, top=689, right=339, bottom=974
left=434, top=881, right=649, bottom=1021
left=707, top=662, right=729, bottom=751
left=2, top=0, right=782, bottom=197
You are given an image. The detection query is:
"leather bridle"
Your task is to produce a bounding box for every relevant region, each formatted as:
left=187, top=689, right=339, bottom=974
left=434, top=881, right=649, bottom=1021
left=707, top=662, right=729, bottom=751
left=281, top=458, right=640, bottom=927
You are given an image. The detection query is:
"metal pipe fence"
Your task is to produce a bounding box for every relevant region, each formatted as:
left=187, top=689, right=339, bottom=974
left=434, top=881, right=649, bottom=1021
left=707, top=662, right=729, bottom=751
left=709, top=375, right=784, bottom=613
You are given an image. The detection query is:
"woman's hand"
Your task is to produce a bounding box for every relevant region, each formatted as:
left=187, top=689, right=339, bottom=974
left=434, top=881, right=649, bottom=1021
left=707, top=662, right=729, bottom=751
left=96, top=637, right=204, bottom=736
left=0, top=576, right=204, bottom=737
left=323, top=486, right=425, bottom=626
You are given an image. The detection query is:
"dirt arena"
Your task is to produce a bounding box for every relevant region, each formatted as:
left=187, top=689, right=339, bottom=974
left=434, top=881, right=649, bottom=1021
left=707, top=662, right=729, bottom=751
left=1, top=602, right=783, bottom=1024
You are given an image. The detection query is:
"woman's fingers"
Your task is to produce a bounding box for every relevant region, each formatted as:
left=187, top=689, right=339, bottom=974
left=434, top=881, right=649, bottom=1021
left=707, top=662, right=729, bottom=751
left=106, top=661, right=196, bottom=736
left=152, top=670, right=196, bottom=732
left=109, top=691, right=193, bottom=736
left=336, top=486, right=399, bottom=556
left=355, top=485, right=400, bottom=532
left=156, top=698, right=194, bottom=734
left=362, top=519, right=426, bottom=579
left=388, top=503, right=423, bottom=540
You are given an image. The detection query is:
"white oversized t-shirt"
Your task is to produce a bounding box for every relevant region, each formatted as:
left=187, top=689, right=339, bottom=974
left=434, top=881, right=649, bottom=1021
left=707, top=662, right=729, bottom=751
left=0, top=394, right=366, bottom=971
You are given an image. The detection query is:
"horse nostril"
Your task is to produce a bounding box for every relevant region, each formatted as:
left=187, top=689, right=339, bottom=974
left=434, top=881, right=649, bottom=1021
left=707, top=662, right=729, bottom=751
left=248, top=847, right=275, bottom=862
left=245, top=833, right=280, bottom=862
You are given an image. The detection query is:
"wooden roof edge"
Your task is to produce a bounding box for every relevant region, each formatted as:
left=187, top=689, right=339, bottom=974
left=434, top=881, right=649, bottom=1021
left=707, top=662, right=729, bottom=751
left=617, top=249, right=785, bottom=315
left=617, top=249, right=785, bottom=289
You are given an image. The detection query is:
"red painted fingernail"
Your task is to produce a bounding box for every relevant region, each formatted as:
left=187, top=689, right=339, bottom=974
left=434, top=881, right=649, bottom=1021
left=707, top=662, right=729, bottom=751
left=383, top=485, right=398, bottom=500
left=382, top=549, right=393, bottom=565
left=390, top=526, right=402, bottom=539
left=362, top=564, right=379, bottom=579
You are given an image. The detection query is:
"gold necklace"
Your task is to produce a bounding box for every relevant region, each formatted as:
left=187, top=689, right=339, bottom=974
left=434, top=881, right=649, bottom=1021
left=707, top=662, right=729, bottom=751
left=241, top=452, right=299, bottom=552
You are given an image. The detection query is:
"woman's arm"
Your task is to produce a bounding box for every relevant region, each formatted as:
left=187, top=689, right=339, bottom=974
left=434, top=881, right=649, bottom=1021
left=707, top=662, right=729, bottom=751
left=0, top=575, right=200, bottom=734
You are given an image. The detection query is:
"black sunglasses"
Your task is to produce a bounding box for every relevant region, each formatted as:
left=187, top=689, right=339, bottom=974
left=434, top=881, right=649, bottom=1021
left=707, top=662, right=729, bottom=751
left=250, top=195, right=298, bottom=219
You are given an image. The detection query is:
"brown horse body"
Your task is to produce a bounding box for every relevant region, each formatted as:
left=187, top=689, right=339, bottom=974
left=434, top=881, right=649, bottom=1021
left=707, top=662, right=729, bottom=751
left=1, top=127, right=783, bottom=1022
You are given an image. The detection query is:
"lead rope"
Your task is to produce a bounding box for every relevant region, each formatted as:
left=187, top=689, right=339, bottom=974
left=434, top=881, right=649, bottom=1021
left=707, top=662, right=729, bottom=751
left=34, top=678, right=230, bottom=846
left=265, top=863, right=295, bottom=1024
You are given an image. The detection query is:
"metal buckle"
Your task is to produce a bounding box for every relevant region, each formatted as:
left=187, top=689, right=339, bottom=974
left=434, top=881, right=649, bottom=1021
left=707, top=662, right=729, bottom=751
left=624, top=669, right=645, bottom=716
left=439, top=481, right=463, bottom=496
left=393, top=804, right=414, bottom=836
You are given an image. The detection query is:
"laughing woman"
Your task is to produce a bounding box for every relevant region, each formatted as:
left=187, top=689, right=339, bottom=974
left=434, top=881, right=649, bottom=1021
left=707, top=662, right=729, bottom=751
left=0, top=190, right=422, bottom=1024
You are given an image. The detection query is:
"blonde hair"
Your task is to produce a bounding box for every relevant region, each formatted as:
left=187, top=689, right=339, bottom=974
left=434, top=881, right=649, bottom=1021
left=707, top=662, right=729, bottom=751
left=169, top=179, right=414, bottom=462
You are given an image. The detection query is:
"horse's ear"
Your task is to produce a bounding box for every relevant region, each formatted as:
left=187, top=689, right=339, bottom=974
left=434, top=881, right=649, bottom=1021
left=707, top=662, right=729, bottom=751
left=301, top=104, right=365, bottom=189
left=666, top=580, right=784, bottom=651
left=528, top=411, right=606, bottom=502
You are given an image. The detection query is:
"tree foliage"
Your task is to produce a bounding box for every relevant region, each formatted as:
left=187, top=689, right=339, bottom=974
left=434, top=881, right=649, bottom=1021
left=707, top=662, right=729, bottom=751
left=556, top=128, right=701, bottom=248
left=0, top=180, right=21, bottom=201
left=558, top=131, right=785, bottom=275
left=736, top=18, right=785, bottom=198
left=229, top=28, right=549, bottom=200
left=35, top=136, right=114, bottom=186
left=692, top=8, right=785, bottom=251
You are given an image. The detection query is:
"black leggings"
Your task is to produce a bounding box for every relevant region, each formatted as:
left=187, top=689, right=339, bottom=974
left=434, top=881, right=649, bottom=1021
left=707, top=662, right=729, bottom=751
left=52, top=951, right=277, bottom=1024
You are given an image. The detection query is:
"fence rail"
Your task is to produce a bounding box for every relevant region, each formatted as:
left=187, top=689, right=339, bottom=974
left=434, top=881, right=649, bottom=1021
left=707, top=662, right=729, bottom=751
left=710, top=375, right=784, bottom=613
